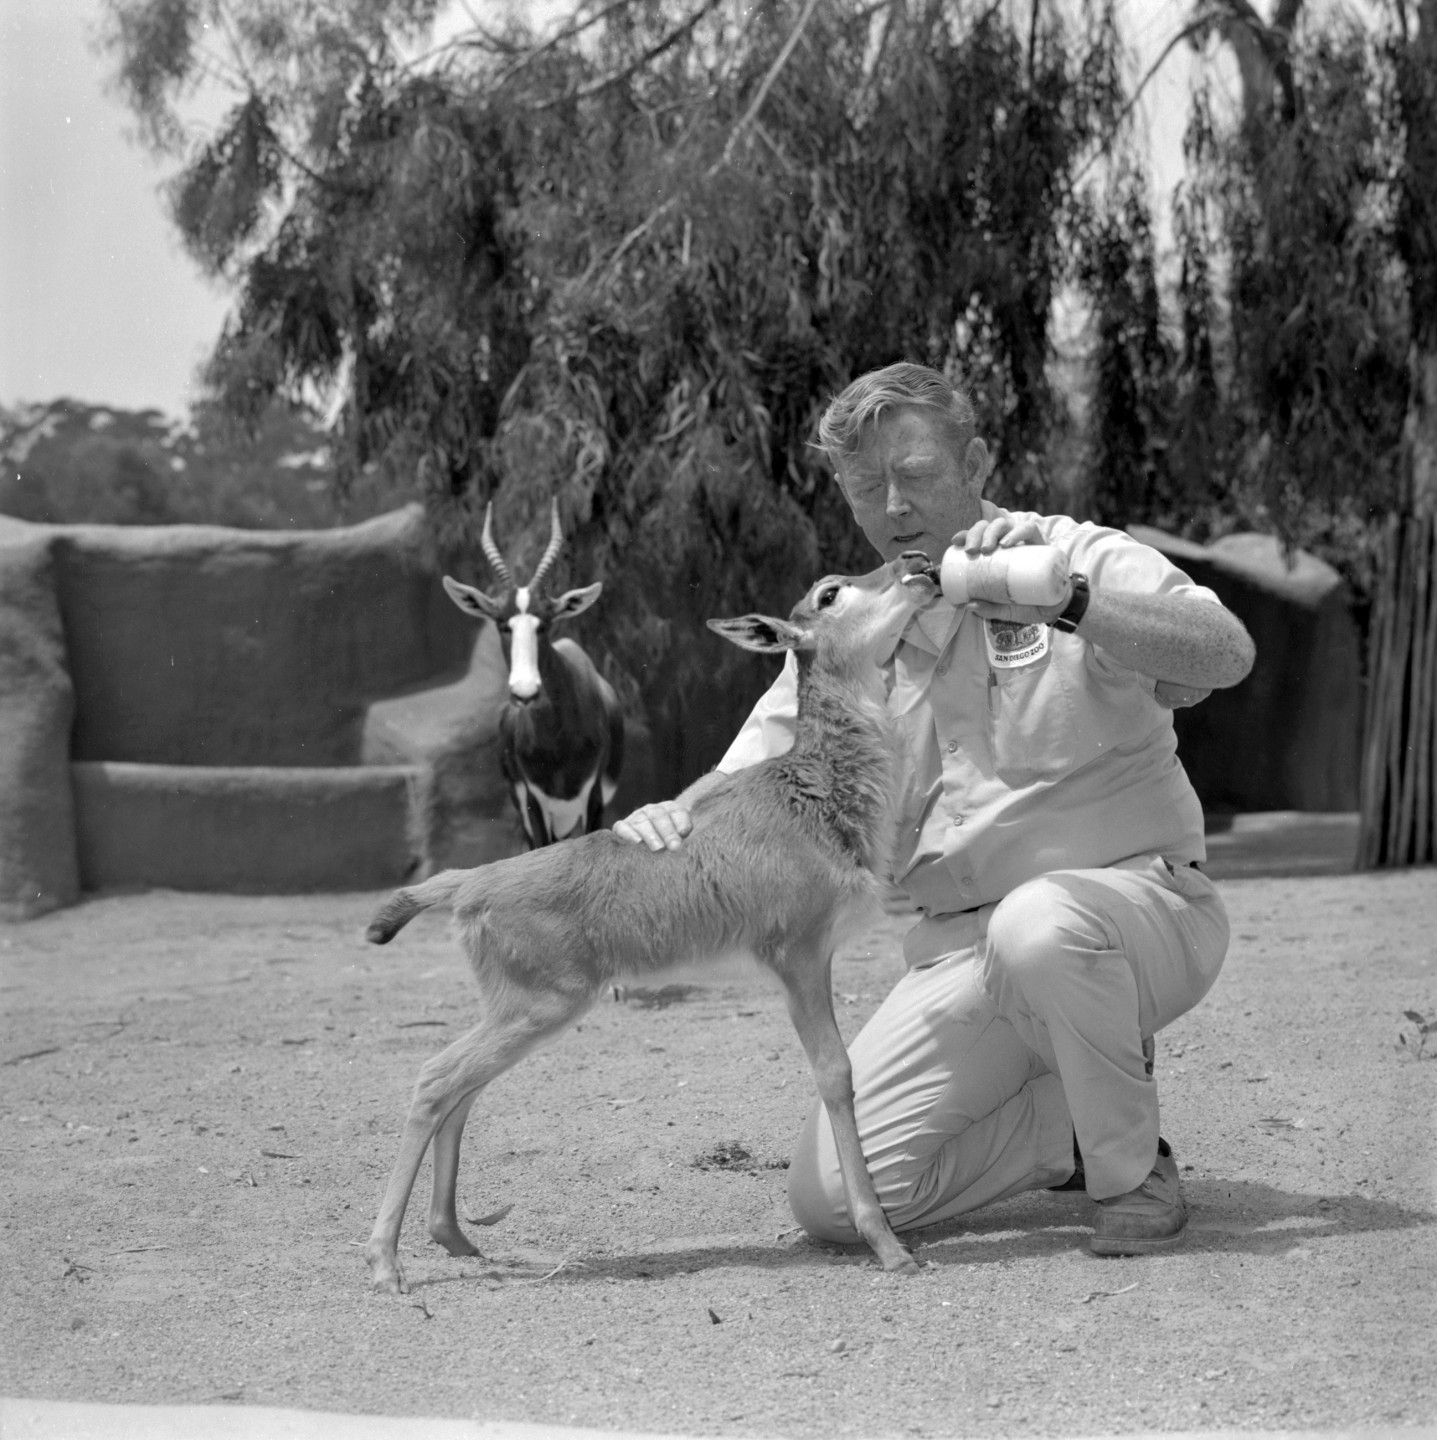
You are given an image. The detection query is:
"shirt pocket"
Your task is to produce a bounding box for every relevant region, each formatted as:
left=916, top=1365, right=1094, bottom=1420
left=986, top=654, right=1077, bottom=786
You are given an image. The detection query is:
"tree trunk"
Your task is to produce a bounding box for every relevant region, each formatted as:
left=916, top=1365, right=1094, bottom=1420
left=1357, top=513, right=1437, bottom=867
left=1355, top=0, right=1437, bottom=868
left=1410, top=343, right=1437, bottom=518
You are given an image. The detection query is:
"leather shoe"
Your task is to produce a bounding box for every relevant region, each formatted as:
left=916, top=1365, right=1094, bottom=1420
left=1089, top=1138, right=1187, bottom=1255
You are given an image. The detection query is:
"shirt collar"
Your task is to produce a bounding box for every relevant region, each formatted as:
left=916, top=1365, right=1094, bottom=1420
left=901, top=601, right=962, bottom=657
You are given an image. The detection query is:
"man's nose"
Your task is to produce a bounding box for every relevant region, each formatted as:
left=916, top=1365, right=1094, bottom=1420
left=885, top=481, right=910, bottom=517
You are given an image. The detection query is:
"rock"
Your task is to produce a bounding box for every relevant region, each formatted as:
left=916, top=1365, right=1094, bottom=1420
left=70, top=762, right=419, bottom=892
left=362, top=627, right=522, bottom=872
left=0, top=529, right=80, bottom=918
left=51, top=506, right=472, bottom=766
left=1128, top=526, right=1362, bottom=814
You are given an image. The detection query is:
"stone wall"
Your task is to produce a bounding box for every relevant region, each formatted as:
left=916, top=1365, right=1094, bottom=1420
left=0, top=506, right=1363, bottom=916
left=0, top=508, right=486, bottom=908
left=0, top=532, right=79, bottom=918
left=50, top=507, right=471, bottom=766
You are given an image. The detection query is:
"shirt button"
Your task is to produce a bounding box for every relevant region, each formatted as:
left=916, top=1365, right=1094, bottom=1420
left=952, top=814, right=965, bottom=826
left=946, top=740, right=958, bottom=753
left=936, top=664, right=948, bottom=676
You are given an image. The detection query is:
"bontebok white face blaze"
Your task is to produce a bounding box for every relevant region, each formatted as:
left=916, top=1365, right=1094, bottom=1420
left=506, top=590, right=542, bottom=701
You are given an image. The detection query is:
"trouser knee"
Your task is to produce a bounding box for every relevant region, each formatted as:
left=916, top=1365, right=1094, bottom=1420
left=785, top=1105, right=861, bottom=1243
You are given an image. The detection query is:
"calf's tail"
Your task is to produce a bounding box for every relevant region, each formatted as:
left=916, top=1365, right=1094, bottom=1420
left=366, top=870, right=469, bottom=945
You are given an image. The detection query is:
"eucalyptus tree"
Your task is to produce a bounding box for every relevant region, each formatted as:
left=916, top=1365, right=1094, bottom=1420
left=103, top=0, right=1133, bottom=789
left=1148, top=0, right=1435, bottom=864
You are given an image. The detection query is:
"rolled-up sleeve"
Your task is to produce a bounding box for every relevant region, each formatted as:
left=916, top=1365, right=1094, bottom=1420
left=716, top=652, right=800, bottom=773
left=1066, top=521, right=1223, bottom=605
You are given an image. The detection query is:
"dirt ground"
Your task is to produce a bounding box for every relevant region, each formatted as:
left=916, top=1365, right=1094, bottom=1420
left=2, top=819, right=1435, bottom=1438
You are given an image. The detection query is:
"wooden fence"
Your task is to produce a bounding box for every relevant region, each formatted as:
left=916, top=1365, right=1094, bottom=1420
left=1358, top=511, right=1437, bottom=867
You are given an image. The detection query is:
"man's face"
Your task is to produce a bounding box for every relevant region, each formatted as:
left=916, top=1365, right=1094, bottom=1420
left=836, top=406, right=987, bottom=565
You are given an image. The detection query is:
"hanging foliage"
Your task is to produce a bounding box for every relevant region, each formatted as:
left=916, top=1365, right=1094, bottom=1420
left=102, top=0, right=1134, bottom=790
left=1171, top=22, right=1410, bottom=570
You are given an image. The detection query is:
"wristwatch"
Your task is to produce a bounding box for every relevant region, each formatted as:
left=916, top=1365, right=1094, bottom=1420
left=1052, top=572, right=1090, bottom=633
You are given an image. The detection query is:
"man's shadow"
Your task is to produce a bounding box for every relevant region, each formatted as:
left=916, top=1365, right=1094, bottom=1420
left=403, top=1177, right=1433, bottom=1289
left=906, top=1177, right=1433, bottom=1266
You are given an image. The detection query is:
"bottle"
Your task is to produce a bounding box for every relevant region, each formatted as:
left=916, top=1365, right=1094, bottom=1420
left=937, top=544, right=1070, bottom=607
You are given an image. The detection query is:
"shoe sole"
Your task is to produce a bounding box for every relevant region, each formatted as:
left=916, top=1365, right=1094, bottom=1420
left=1089, top=1219, right=1188, bottom=1257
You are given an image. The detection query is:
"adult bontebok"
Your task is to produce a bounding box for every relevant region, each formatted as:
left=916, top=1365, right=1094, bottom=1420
left=441, top=498, right=624, bottom=847
left=363, top=558, right=936, bottom=1293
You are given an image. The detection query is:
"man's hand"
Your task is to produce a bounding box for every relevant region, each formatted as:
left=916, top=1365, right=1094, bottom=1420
left=1153, top=680, right=1212, bottom=709
left=613, top=801, right=693, bottom=851
left=950, top=515, right=1070, bottom=626
left=954, top=514, right=1046, bottom=555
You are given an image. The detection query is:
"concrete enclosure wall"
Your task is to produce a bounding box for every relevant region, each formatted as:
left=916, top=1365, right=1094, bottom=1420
left=71, top=762, right=418, bottom=893
left=0, top=533, right=80, bottom=918
left=51, top=508, right=472, bottom=766
left=0, top=508, right=491, bottom=910
left=0, top=506, right=1362, bottom=916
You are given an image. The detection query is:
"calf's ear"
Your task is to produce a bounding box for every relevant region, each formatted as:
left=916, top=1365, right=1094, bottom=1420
left=706, top=615, right=806, bottom=654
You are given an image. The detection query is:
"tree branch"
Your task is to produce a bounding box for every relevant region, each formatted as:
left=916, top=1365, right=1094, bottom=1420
left=495, top=0, right=639, bottom=88
left=537, top=0, right=724, bottom=108
left=1068, top=7, right=1231, bottom=192
left=596, top=0, right=824, bottom=279
left=720, top=0, right=824, bottom=166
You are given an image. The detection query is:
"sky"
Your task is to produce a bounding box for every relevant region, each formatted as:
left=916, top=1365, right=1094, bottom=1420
left=0, top=2, right=233, bottom=418
left=0, top=0, right=1226, bottom=424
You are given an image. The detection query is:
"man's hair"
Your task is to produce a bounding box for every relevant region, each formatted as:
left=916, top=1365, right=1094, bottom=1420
left=816, top=362, right=977, bottom=467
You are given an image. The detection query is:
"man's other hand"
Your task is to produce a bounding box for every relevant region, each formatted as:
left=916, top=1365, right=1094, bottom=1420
left=954, top=514, right=1046, bottom=554
left=1153, top=680, right=1212, bottom=709
left=613, top=801, right=693, bottom=851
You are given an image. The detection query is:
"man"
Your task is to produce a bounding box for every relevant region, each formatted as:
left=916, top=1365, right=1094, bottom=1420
left=617, top=362, right=1255, bottom=1256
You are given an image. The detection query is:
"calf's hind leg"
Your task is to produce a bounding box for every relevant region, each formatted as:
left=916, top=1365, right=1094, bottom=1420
left=428, top=1094, right=482, bottom=1256
left=366, top=989, right=591, bottom=1294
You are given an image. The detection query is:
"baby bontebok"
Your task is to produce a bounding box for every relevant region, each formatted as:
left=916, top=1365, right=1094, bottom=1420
left=362, top=558, right=935, bottom=1292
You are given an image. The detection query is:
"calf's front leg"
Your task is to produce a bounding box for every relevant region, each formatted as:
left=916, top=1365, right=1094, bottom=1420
left=781, top=959, right=919, bottom=1275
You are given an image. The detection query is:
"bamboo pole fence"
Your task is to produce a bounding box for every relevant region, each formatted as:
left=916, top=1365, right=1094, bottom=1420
left=1357, top=511, right=1437, bottom=867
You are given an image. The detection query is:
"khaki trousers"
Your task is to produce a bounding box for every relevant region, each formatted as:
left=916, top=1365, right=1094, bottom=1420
left=787, top=855, right=1229, bottom=1241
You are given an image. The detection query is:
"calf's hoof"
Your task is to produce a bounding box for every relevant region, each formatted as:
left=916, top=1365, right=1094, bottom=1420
left=429, top=1220, right=482, bottom=1258
left=366, top=1244, right=408, bottom=1295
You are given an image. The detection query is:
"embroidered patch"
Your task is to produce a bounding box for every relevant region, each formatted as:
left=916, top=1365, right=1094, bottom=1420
left=984, top=619, right=1050, bottom=670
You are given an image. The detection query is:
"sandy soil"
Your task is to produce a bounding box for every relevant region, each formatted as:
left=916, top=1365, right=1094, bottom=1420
left=2, top=831, right=1435, bottom=1437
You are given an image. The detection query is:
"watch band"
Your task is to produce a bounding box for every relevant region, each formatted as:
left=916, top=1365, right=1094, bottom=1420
left=1052, top=572, right=1090, bottom=632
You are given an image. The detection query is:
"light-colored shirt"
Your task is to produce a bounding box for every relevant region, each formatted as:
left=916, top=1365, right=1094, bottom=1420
left=717, top=505, right=1222, bottom=915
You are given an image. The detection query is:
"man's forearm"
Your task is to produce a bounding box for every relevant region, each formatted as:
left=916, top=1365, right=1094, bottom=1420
left=1073, top=590, right=1255, bottom=691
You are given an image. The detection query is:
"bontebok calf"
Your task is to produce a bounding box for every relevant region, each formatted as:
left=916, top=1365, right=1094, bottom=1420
left=363, top=558, right=936, bottom=1292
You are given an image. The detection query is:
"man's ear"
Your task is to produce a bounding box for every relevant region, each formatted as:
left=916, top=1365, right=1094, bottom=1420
left=707, top=614, right=807, bottom=654
left=551, top=583, right=602, bottom=622
left=963, top=436, right=991, bottom=493
left=442, top=575, right=506, bottom=621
